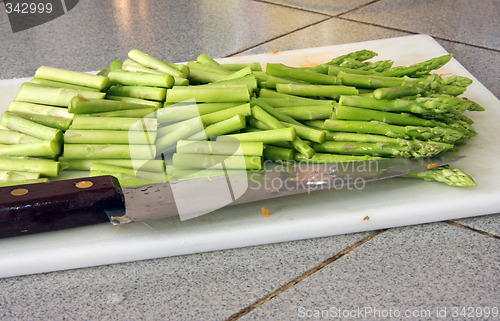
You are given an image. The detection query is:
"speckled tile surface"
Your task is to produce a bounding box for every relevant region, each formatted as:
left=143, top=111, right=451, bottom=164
left=341, top=0, right=500, bottom=50
left=0, top=0, right=326, bottom=79
left=241, top=223, right=500, bottom=320
left=453, top=214, right=500, bottom=236
left=0, top=232, right=368, bottom=320
left=255, top=0, right=375, bottom=16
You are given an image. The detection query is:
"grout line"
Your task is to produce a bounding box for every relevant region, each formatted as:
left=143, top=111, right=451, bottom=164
left=225, top=229, right=387, bottom=321
left=334, top=0, right=381, bottom=17
left=336, top=16, right=500, bottom=53
left=223, top=17, right=332, bottom=58
left=445, top=220, right=500, bottom=240
left=252, top=0, right=334, bottom=17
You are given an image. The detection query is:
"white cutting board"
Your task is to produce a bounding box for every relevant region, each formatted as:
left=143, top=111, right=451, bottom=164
left=1, top=35, right=499, bottom=278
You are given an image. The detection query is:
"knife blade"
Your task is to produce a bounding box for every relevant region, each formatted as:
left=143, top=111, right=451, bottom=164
left=0, top=155, right=463, bottom=238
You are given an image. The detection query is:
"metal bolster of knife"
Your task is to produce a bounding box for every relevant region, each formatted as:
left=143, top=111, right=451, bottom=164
left=0, top=176, right=126, bottom=238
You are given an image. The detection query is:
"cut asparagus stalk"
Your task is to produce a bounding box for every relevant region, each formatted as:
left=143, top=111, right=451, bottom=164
left=7, top=111, right=72, bottom=130
left=257, top=97, right=333, bottom=108
left=59, top=157, right=165, bottom=172
left=403, top=166, right=476, bottom=187
left=157, top=102, right=241, bottom=123
left=0, top=129, right=42, bottom=144
left=107, top=85, right=166, bottom=101
left=0, top=140, right=61, bottom=157
left=69, top=96, right=155, bottom=114
left=217, top=127, right=296, bottom=144
left=196, top=53, right=231, bottom=73
left=121, top=62, right=189, bottom=86
left=294, top=152, right=379, bottom=163
left=252, top=105, right=314, bottom=158
left=105, top=95, right=163, bottom=109
left=15, top=83, right=106, bottom=107
left=128, top=49, right=187, bottom=78
left=200, top=103, right=251, bottom=125
left=266, top=63, right=340, bottom=85
left=259, top=88, right=334, bottom=105
left=187, top=114, right=247, bottom=141
left=89, top=170, right=157, bottom=187
left=34, top=66, right=109, bottom=90
left=64, top=129, right=157, bottom=144
left=164, top=85, right=250, bottom=103
left=1, top=112, right=63, bottom=142
left=87, top=107, right=157, bottom=118
left=0, top=178, right=50, bottom=187
left=176, top=140, right=264, bottom=156
left=70, top=115, right=157, bottom=131
left=263, top=145, right=294, bottom=161
left=90, top=163, right=167, bottom=183
left=276, top=83, right=358, bottom=99
left=172, top=153, right=262, bottom=170
left=336, top=71, right=407, bottom=88
left=30, top=78, right=101, bottom=92
left=250, top=98, right=302, bottom=126
left=281, top=122, right=326, bottom=143
left=63, top=144, right=156, bottom=159
left=110, top=59, right=123, bottom=70
left=8, top=101, right=73, bottom=119
left=275, top=106, right=333, bottom=120
left=221, top=62, right=262, bottom=71
left=0, top=157, right=59, bottom=176
left=312, top=141, right=436, bottom=158
left=0, top=170, right=40, bottom=181
left=216, top=66, right=253, bottom=82
left=187, top=61, right=230, bottom=76
left=155, top=117, right=204, bottom=154
left=187, top=67, right=228, bottom=83
left=108, top=70, right=174, bottom=88
left=202, top=75, right=258, bottom=93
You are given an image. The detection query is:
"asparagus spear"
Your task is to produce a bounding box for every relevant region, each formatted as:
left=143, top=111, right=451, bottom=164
left=200, top=103, right=251, bottom=125
left=88, top=107, right=157, bottom=118
left=1, top=112, right=63, bottom=142
left=121, top=61, right=189, bottom=86
left=266, top=63, right=339, bottom=85
left=311, top=141, right=445, bottom=158
left=379, top=54, right=452, bottom=77
left=90, top=163, right=167, bottom=183
left=276, top=83, right=358, bottom=99
left=294, top=152, right=379, bottom=163
left=404, top=166, right=476, bottom=187
left=221, top=62, right=262, bottom=72
left=263, top=145, right=294, bottom=161
left=196, top=53, right=231, bottom=73
left=258, top=88, right=334, bottom=105
left=0, top=157, right=60, bottom=176
left=155, top=117, right=204, bottom=154
left=275, top=106, right=333, bottom=120
left=34, top=66, right=109, bottom=90
left=0, top=178, right=50, bottom=187
left=323, top=119, right=463, bottom=143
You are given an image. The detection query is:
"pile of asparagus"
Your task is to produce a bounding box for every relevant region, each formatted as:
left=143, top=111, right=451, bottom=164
left=0, top=48, right=483, bottom=188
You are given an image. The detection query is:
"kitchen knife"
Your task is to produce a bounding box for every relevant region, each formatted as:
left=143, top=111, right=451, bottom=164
left=0, top=155, right=463, bottom=238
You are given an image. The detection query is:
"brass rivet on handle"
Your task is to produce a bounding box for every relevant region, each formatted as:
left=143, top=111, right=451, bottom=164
left=75, top=180, right=93, bottom=189
left=11, top=188, right=29, bottom=196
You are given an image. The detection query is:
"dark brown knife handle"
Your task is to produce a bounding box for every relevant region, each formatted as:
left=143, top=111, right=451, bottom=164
left=0, top=176, right=126, bottom=239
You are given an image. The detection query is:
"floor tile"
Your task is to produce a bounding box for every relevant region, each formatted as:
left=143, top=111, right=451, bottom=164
left=235, top=17, right=410, bottom=55
left=434, top=39, right=500, bottom=98
left=342, top=0, right=500, bottom=50
left=0, top=232, right=368, bottom=320
left=0, top=0, right=325, bottom=80
left=256, top=0, right=374, bottom=16
left=242, top=223, right=500, bottom=320
left=452, top=213, right=500, bottom=236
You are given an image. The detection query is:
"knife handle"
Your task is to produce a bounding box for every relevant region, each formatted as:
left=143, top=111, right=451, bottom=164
left=0, top=176, right=126, bottom=239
